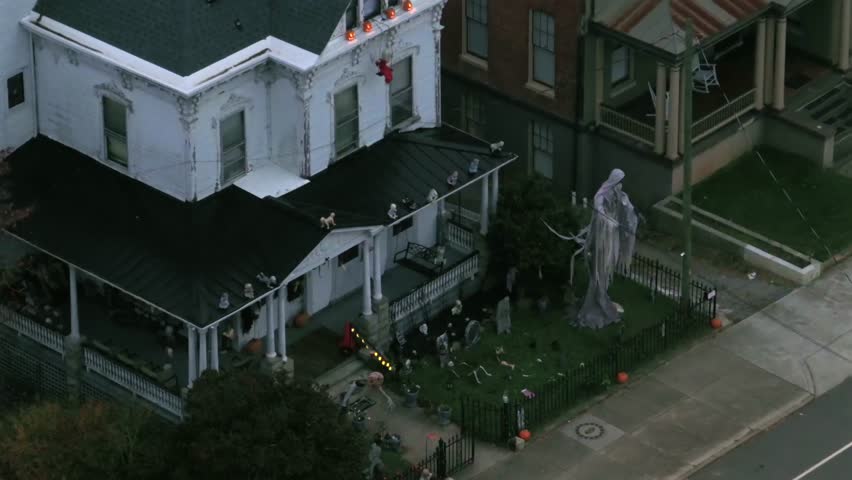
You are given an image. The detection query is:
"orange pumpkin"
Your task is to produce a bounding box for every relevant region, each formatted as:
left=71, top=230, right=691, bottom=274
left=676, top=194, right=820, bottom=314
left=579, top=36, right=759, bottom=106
left=294, top=312, right=310, bottom=328
left=710, top=317, right=723, bottom=329
left=518, top=429, right=531, bottom=441
left=616, top=371, right=629, bottom=384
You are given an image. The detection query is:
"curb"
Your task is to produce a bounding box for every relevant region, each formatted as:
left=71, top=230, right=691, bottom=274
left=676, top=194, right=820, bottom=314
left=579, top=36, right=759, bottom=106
left=665, top=391, right=814, bottom=480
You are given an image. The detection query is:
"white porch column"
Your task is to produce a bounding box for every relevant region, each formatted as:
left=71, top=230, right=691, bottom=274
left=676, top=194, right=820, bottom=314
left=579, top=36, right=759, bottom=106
left=265, top=295, right=276, bottom=358
left=479, top=174, right=489, bottom=235
left=68, top=266, right=80, bottom=339
left=208, top=326, right=219, bottom=371
left=362, top=239, right=373, bottom=316
left=371, top=236, right=382, bottom=301
left=187, top=327, right=197, bottom=387
left=654, top=62, right=667, bottom=154
left=198, top=327, right=208, bottom=373
left=277, top=286, right=287, bottom=361
left=666, top=65, right=681, bottom=160
left=773, top=17, right=787, bottom=110
left=489, top=169, right=499, bottom=215
left=755, top=19, right=767, bottom=110
left=594, top=37, right=605, bottom=123
left=841, top=0, right=851, bottom=70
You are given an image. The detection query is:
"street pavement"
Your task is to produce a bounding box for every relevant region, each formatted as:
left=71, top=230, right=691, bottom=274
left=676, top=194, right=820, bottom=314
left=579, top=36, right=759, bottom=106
left=691, top=377, right=852, bottom=480
left=460, top=250, right=852, bottom=479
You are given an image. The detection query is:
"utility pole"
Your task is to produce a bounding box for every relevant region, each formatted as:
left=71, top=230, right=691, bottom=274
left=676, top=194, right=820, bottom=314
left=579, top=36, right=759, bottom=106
left=680, top=21, right=694, bottom=313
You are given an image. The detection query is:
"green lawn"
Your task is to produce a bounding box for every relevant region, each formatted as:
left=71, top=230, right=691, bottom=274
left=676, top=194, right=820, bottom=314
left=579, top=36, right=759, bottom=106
left=690, top=148, right=852, bottom=261
left=398, top=276, right=677, bottom=411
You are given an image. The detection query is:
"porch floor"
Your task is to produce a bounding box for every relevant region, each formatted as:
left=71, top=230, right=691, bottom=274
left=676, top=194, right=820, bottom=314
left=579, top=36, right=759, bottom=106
left=612, top=47, right=831, bottom=126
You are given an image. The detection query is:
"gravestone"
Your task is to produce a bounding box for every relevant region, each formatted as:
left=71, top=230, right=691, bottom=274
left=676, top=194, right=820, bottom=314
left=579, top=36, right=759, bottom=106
left=436, top=333, right=450, bottom=368
left=464, top=320, right=481, bottom=348
left=496, top=297, right=511, bottom=334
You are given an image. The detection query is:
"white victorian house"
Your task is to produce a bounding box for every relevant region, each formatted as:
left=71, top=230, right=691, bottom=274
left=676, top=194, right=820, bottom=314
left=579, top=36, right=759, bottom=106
left=0, top=0, right=515, bottom=419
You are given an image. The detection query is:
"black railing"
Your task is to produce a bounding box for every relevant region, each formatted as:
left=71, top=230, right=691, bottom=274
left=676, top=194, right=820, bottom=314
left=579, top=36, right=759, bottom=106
left=459, top=253, right=717, bottom=445
left=389, top=432, right=474, bottom=480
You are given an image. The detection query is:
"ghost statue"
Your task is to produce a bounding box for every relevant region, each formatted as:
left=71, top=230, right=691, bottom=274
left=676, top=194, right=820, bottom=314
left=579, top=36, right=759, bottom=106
left=543, top=168, right=638, bottom=329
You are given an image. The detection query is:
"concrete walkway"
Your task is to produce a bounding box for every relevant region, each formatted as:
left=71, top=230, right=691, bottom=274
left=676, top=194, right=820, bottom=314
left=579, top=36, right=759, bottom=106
left=459, top=255, right=852, bottom=479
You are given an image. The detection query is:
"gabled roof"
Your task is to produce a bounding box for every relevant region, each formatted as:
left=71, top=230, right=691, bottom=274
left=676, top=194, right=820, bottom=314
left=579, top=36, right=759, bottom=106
left=279, top=126, right=516, bottom=228
left=32, top=0, right=352, bottom=76
left=594, top=0, right=812, bottom=55
left=4, top=136, right=328, bottom=327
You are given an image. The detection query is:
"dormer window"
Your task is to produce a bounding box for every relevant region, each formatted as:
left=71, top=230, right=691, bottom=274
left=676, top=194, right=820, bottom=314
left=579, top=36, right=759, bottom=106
left=220, top=111, right=247, bottom=184
left=103, top=97, right=128, bottom=167
left=364, top=0, right=381, bottom=19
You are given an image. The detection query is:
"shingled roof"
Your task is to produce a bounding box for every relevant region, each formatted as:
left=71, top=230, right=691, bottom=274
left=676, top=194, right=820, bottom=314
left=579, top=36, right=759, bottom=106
left=32, top=0, right=352, bottom=76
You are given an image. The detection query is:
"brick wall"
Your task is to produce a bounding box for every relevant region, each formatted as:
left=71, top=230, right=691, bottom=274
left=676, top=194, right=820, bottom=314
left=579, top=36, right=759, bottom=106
left=442, top=0, right=584, bottom=122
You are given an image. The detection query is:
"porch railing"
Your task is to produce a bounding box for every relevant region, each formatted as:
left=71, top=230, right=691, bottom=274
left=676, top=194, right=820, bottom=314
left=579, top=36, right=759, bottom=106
left=447, top=219, right=475, bottom=252
left=692, top=88, right=756, bottom=141
left=389, top=252, right=479, bottom=335
left=83, top=346, right=185, bottom=419
left=0, top=305, right=65, bottom=356
left=599, top=105, right=656, bottom=147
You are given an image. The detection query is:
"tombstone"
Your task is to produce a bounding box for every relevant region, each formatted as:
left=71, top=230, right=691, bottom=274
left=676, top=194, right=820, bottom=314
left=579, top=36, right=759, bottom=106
left=464, top=320, right=481, bottom=349
left=436, top=333, right=450, bottom=368
left=496, top=297, right=511, bottom=334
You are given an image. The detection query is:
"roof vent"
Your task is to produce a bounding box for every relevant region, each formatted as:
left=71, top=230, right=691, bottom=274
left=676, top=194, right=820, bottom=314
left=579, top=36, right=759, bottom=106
left=234, top=19, right=243, bottom=30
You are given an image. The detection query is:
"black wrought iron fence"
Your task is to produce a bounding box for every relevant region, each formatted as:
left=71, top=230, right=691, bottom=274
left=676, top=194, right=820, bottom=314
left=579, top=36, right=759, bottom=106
left=389, top=431, right=474, bottom=480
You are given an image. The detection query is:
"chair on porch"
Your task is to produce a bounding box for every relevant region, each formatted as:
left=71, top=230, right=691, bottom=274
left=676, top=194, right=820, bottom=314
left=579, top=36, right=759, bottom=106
left=692, top=50, right=720, bottom=94
left=647, top=82, right=670, bottom=120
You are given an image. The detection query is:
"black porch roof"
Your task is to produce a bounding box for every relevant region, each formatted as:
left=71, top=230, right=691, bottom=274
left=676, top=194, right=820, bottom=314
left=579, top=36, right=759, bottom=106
left=279, top=126, right=516, bottom=227
left=4, top=136, right=328, bottom=328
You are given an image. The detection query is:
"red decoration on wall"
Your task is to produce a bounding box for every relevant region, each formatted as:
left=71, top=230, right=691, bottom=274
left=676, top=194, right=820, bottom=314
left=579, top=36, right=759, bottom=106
left=376, top=59, right=394, bottom=84
left=339, top=320, right=357, bottom=353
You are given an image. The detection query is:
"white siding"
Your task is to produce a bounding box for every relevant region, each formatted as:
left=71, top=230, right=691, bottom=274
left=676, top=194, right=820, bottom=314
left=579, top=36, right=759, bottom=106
left=0, top=0, right=38, bottom=151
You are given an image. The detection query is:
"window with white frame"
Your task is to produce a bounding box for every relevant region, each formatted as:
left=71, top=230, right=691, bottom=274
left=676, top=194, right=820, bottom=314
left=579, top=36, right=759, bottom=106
left=390, top=57, right=413, bottom=126
left=335, top=86, right=359, bottom=157
left=220, top=111, right=247, bottom=183
left=531, top=121, right=553, bottom=179
left=364, top=0, right=381, bottom=18
left=102, top=97, right=128, bottom=167
left=465, top=0, right=488, bottom=59
left=345, top=1, right=358, bottom=29
left=531, top=11, right=556, bottom=87
left=7, top=72, right=24, bottom=109
left=610, top=45, right=631, bottom=86
left=462, top=92, right=486, bottom=139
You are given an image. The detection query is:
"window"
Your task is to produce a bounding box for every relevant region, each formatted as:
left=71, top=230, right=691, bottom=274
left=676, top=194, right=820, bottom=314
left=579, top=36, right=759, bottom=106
left=610, top=45, right=631, bottom=86
left=345, top=1, right=358, bottom=29
left=390, top=57, right=413, bottom=126
left=7, top=73, right=24, bottom=109
left=462, top=93, right=486, bottom=139
left=364, top=0, right=381, bottom=18
left=220, top=111, right=247, bottom=183
left=531, top=121, right=553, bottom=179
left=387, top=0, right=400, bottom=5
left=465, top=0, right=488, bottom=59
left=335, top=86, right=359, bottom=157
left=393, top=217, right=413, bottom=235
left=103, top=97, right=128, bottom=167
left=531, top=11, right=555, bottom=87
left=339, top=245, right=360, bottom=266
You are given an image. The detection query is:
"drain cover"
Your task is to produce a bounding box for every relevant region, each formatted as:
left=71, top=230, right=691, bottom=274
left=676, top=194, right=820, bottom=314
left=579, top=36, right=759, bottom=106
left=575, top=422, right=605, bottom=440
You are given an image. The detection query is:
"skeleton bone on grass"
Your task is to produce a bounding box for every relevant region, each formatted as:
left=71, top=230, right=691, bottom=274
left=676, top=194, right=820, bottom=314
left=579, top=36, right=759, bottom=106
left=460, top=362, right=493, bottom=384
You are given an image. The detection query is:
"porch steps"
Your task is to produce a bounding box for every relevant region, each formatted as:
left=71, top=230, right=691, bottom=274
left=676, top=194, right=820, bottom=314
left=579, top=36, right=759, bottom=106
left=315, top=356, right=368, bottom=391
left=801, top=83, right=852, bottom=138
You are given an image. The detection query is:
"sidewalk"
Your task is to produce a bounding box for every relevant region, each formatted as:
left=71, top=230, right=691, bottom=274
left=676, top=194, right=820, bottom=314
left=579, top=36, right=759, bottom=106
left=458, top=254, right=852, bottom=480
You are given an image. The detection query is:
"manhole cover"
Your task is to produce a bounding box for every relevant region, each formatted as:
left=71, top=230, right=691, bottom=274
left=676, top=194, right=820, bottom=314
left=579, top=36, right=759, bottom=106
left=575, top=422, right=605, bottom=440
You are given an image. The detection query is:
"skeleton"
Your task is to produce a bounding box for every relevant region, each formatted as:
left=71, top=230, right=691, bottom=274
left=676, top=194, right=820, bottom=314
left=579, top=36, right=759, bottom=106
left=489, top=140, right=504, bottom=154
left=495, top=346, right=515, bottom=369
left=451, top=299, right=463, bottom=316
left=218, top=292, right=230, bottom=310
left=243, top=283, right=255, bottom=299
left=543, top=169, right=638, bottom=329
left=320, top=212, right=336, bottom=229
left=460, top=362, right=492, bottom=384
left=367, top=371, right=394, bottom=409
left=256, top=272, right=277, bottom=289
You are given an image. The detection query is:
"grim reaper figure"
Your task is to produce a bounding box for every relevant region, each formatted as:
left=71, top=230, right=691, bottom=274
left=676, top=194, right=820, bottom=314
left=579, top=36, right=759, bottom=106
left=543, top=169, right=639, bottom=329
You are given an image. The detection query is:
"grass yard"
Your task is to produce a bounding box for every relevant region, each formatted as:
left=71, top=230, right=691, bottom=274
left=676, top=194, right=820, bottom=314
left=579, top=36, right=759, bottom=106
left=396, top=275, right=677, bottom=411
left=690, top=148, right=852, bottom=261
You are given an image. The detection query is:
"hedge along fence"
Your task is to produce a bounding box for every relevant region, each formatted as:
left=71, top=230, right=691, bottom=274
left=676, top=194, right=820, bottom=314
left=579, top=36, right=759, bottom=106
left=460, top=273, right=717, bottom=445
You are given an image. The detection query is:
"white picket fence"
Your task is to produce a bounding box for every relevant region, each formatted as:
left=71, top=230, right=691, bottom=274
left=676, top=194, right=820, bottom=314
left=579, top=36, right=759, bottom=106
left=0, top=304, right=65, bottom=355
left=390, top=253, right=479, bottom=335
left=83, top=347, right=185, bottom=419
